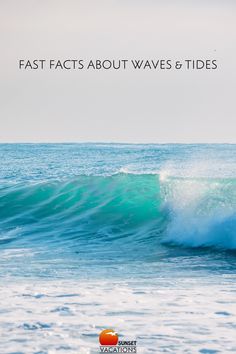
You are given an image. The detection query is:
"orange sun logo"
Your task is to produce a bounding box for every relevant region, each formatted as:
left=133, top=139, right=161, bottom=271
left=99, top=329, right=119, bottom=346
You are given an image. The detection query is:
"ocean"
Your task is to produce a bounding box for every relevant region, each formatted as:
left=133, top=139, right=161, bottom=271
left=0, top=143, right=236, bottom=353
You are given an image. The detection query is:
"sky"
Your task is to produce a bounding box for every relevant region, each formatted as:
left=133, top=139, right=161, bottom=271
left=0, top=0, right=235, bottom=143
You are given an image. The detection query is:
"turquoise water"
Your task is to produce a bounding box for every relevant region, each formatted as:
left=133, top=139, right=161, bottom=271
left=0, top=143, right=236, bottom=278
left=1, top=144, right=236, bottom=353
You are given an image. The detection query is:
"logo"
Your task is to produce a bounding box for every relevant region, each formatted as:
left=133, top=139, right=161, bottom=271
left=99, top=329, right=137, bottom=353
left=99, top=329, right=119, bottom=346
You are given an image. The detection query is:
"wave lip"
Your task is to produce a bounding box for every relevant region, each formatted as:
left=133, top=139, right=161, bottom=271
left=162, top=175, right=236, bottom=250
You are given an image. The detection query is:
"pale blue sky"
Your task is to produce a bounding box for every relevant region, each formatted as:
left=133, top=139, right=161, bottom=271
left=0, top=0, right=235, bottom=142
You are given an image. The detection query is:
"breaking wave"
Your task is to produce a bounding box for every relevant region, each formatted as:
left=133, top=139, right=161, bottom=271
left=0, top=173, right=235, bottom=251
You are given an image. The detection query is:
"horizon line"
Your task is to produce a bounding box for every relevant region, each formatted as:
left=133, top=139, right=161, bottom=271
left=0, top=141, right=235, bottom=145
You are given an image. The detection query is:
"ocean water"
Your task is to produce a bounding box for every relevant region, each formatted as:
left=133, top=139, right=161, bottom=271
left=0, top=143, right=236, bottom=353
